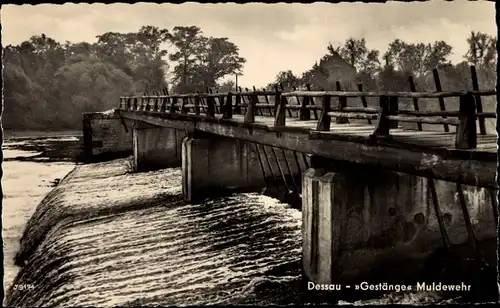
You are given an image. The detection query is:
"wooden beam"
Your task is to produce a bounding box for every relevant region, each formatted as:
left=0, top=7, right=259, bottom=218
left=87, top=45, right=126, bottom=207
left=244, top=94, right=256, bottom=123
left=206, top=96, right=215, bottom=118
left=335, top=81, right=349, bottom=124
left=470, top=66, right=487, bottom=135
left=194, top=96, right=201, bottom=115
left=316, top=95, right=331, bottom=131
left=432, top=69, right=450, bottom=132
left=408, top=76, right=423, bottom=131
left=280, top=90, right=497, bottom=98
left=300, top=84, right=311, bottom=120
left=234, top=94, right=242, bottom=114
left=455, top=93, right=477, bottom=149
left=275, top=95, right=287, bottom=127
left=357, top=84, right=372, bottom=124
left=222, top=92, right=233, bottom=119
left=372, top=95, right=390, bottom=136
left=389, top=96, right=399, bottom=129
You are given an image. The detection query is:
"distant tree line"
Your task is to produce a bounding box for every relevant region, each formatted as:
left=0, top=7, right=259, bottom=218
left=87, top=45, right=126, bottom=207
left=2, top=26, right=496, bottom=131
left=266, top=31, right=497, bottom=133
left=268, top=31, right=496, bottom=93
left=3, top=25, right=245, bottom=130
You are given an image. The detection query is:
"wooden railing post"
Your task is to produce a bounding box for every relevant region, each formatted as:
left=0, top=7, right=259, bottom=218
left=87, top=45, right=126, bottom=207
left=389, top=96, right=399, bottom=129
left=160, top=96, right=167, bottom=112
left=141, top=96, right=147, bottom=111
left=234, top=94, right=241, bottom=114
left=206, top=95, right=215, bottom=118
left=222, top=92, right=233, bottom=119
left=219, top=93, right=225, bottom=116
left=238, top=86, right=247, bottom=114
left=433, top=69, right=450, bottom=132
left=335, top=81, right=349, bottom=124
left=307, top=84, right=319, bottom=120
left=169, top=97, right=177, bottom=114
left=455, top=93, right=477, bottom=149
left=180, top=97, right=188, bottom=114
left=154, top=94, right=160, bottom=112
left=194, top=95, right=201, bottom=115
left=316, top=95, right=331, bottom=131
left=372, top=95, right=390, bottom=136
left=244, top=93, right=257, bottom=123
left=262, top=88, right=273, bottom=116
left=357, top=84, right=372, bottom=125
left=279, top=83, right=293, bottom=117
left=274, top=84, right=280, bottom=115
left=408, top=76, right=423, bottom=131
left=164, top=88, right=171, bottom=112
left=300, top=84, right=311, bottom=120
left=274, top=95, right=287, bottom=127
left=470, top=65, right=487, bottom=135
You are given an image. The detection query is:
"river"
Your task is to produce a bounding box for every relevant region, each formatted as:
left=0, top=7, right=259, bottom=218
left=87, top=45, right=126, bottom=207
left=2, top=135, right=476, bottom=306
left=2, top=139, right=76, bottom=293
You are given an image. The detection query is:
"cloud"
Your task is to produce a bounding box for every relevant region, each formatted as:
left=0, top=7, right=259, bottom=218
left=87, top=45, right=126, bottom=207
left=1, top=1, right=496, bottom=87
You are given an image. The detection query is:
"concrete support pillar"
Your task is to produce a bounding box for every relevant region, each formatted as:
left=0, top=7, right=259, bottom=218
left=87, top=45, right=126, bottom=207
left=302, top=164, right=497, bottom=285
left=182, top=136, right=265, bottom=203
left=133, top=123, right=186, bottom=172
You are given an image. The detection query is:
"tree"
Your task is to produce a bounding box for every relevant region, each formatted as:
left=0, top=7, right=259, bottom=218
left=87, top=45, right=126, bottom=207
left=274, top=70, right=299, bottom=90
left=216, top=80, right=236, bottom=93
left=360, top=49, right=381, bottom=77
left=54, top=55, right=134, bottom=125
left=339, top=38, right=368, bottom=70
left=193, top=37, right=246, bottom=89
left=96, top=26, right=170, bottom=93
left=383, top=39, right=453, bottom=78
left=464, top=31, right=497, bottom=67
left=168, top=26, right=206, bottom=93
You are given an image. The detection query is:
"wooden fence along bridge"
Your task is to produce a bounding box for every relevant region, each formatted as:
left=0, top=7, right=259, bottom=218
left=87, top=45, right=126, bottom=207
left=85, top=66, right=498, bottom=288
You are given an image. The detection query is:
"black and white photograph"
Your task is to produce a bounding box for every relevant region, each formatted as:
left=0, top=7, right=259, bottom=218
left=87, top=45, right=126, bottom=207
left=1, top=1, right=498, bottom=306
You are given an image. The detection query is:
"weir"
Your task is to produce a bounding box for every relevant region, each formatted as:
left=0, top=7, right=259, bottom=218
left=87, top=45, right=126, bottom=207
left=75, top=77, right=498, bottom=301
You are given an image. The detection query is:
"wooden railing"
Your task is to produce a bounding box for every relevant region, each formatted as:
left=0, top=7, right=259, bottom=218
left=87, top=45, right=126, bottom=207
left=119, top=87, right=496, bottom=150
left=119, top=66, right=496, bottom=151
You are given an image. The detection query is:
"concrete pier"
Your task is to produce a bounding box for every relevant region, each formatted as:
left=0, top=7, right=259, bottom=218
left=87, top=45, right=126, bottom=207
left=302, top=163, right=497, bottom=285
left=182, top=136, right=266, bottom=203
left=83, top=110, right=133, bottom=161
left=133, top=123, right=186, bottom=172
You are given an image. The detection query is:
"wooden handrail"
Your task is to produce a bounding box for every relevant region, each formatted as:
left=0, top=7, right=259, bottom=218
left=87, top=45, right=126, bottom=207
left=118, top=87, right=495, bottom=150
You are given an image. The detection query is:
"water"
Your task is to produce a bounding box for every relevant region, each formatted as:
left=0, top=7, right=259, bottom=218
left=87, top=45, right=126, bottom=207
left=3, top=139, right=308, bottom=307
left=4, top=137, right=493, bottom=306
left=2, top=141, right=75, bottom=293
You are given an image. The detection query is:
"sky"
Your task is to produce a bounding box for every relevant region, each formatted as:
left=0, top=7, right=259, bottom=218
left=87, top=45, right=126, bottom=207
left=1, top=1, right=497, bottom=88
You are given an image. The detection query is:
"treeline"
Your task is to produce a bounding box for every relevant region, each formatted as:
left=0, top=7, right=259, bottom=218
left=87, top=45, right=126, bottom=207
left=3, top=26, right=496, bottom=131
left=269, top=31, right=496, bottom=93
left=3, top=25, right=245, bottom=130
left=266, top=31, right=497, bottom=133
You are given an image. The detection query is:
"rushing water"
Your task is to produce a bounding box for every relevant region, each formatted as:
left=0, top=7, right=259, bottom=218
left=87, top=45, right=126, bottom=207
left=4, top=136, right=494, bottom=306
left=3, top=138, right=309, bottom=307
left=2, top=141, right=75, bottom=294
